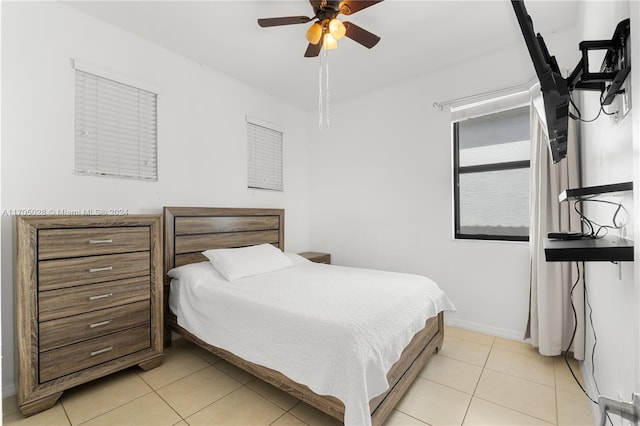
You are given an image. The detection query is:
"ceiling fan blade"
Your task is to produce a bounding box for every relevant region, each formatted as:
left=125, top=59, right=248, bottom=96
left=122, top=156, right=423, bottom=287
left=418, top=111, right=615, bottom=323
left=339, top=0, right=383, bottom=15
left=257, top=16, right=312, bottom=27
left=304, top=37, right=324, bottom=57
left=343, top=21, right=380, bottom=48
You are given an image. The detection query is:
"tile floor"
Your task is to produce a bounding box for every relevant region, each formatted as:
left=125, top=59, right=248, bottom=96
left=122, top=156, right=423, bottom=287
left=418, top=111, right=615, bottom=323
left=2, top=326, right=595, bottom=425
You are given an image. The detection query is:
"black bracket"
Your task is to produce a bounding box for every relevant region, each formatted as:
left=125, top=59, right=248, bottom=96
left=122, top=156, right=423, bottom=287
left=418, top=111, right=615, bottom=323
left=567, top=19, right=630, bottom=105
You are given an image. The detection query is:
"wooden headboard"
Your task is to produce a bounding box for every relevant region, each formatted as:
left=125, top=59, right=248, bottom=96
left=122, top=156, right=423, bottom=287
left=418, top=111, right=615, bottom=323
left=163, top=206, right=285, bottom=279
left=163, top=207, right=285, bottom=342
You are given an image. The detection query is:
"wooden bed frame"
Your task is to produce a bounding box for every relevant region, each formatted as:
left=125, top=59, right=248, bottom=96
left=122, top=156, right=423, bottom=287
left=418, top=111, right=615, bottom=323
left=163, top=206, right=444, bottom=425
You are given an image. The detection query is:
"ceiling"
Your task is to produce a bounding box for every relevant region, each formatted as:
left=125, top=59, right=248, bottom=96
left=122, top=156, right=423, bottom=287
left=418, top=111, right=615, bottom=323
left=64, top=0, right=579, bottom=110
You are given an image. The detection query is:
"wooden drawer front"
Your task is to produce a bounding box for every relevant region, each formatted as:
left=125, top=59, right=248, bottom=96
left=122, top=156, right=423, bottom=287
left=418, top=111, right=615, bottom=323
left=39, top=300, right=150, bottom=352
left=38, top=251, right=150, bottom=291
left=39, top=325, right=150, bottom=383
left=39, top=276, right=150, bottom=322
left=38, top=227, right=150, bottom=260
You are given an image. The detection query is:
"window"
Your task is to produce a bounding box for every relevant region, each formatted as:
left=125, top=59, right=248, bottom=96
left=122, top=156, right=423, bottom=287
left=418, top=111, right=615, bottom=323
left=453, top=104, right=530, bottom=241
left=75, top=68, right=158, bottom=181
left=247, top=117, right=283, bottom=191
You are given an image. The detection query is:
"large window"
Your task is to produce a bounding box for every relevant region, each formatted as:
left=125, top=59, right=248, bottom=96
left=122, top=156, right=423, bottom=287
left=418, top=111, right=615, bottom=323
left=453, top=105, right=530, bottom=241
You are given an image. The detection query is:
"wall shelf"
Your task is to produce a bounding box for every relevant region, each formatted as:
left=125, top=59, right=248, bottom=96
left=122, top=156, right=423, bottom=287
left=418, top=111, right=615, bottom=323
left=550, top=181, right=634, bottom=262
left=544, top=236, right=634, bottom=262
left=559, top=181, right=633, bottom=202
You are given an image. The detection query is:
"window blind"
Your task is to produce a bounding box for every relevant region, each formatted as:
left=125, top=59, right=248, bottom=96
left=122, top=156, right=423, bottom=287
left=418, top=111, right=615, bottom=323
left=247, top=118, right=283, bottom=191
left=75, top=69, right=158, bottom=181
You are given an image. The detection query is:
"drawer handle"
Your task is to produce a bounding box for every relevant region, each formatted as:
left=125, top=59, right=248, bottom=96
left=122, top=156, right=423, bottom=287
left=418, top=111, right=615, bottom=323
left=89, top=319, right=113, bottom=328
left=89, top=266, right=113, bottom=273
left=90, top=346, right=113, bottom=357
left=89, top=293, right=113, bottom=301
left=89, top=239, right=113, bottom=244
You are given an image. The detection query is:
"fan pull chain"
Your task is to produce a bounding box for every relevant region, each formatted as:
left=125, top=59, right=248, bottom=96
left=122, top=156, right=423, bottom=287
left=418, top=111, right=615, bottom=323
left=318, top=51, right=323, bottom=129
left=318, top=49, right=330, bottom=130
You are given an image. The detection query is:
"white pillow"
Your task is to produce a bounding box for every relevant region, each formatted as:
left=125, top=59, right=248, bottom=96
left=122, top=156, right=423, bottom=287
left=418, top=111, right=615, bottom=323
left=202, top=243, right=293, bottom=281
left=167, top=261, right=225, bottom=282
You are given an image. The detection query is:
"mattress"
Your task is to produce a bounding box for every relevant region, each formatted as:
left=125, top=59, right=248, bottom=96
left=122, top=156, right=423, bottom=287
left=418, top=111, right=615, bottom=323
left=168, top=254, right=455, bottom=425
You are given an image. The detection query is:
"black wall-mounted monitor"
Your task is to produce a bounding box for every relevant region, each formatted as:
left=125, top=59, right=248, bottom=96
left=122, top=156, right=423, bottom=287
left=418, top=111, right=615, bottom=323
left=511, top=0, right=569, bottom=163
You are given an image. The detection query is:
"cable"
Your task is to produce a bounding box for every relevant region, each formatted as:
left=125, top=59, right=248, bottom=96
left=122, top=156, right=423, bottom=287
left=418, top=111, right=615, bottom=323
left=569, top=96, right=582, bottom=120
left=564, top=262, right=597, bottom=403
left=564, top=262, right=614, bottom=425
left=573, top=198, right=597, bottom=238
left=584, top=265, right=615, bottom=426
left=563, top=195, right=625, bottom=424
left=599, top=90, right=617, bottom=117
left=568, top=91, right=618, bottom=122
left=572, top=199, right=627, bottom=239
left=576, top=106, right=604, bottom=123
left=585, top=278, right=598, bottom=391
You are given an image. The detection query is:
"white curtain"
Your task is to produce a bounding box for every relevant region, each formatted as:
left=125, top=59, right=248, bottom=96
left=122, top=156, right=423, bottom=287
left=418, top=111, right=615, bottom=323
left=526, top=94, right=584, bottom=360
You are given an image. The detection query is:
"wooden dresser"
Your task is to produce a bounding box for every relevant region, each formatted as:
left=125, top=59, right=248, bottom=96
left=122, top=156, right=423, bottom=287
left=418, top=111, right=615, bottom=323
left=15, top=215, right=164, bottom=416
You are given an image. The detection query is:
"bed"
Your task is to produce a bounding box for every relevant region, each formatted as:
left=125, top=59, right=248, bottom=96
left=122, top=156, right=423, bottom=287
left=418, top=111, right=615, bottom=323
left=163, top=206, right=453, bottom=425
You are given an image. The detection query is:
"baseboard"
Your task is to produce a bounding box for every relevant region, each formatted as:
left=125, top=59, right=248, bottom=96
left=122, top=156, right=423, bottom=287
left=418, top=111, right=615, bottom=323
left=2, top=383, right=16, bottom=398
left=445, top=315, right=528, bottom=342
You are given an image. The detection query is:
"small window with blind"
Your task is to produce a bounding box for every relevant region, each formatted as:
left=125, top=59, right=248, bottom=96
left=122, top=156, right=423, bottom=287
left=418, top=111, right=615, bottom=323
left=75, top=67, right=158, bottom=181
left=453, top=102, right=530, bottom=242
left=247, top=117, right=283, bottom=191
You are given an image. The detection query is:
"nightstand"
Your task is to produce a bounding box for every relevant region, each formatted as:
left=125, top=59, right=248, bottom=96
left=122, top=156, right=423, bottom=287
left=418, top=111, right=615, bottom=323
left=298, top=251, right=331, bottom=264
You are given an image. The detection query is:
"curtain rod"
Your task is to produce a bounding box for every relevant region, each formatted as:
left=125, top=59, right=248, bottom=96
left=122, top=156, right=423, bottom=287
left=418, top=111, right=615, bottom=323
left=433, top=76, right=538, bottom=110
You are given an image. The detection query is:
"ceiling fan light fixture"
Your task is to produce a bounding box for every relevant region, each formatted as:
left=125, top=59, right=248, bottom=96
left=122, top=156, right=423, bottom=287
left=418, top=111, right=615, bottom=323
left=305, top=22, right=323, bottom=44
left=328, top=18, right=346, bottom=40
left=323, top=33, right=338, bottom=50
left=257, top=0, right=384, bottom=57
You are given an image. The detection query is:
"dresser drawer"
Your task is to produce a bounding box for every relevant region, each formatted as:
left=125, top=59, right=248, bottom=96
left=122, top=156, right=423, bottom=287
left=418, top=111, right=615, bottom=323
left=39, top=276, right=150, bottom=322
left=39, top=325, right=151, bottom=383
left=38, top=227, right=150, bottom=260
left=38, top=251, right=150, bottom=291
left=39, top=300, right=150, bottom=352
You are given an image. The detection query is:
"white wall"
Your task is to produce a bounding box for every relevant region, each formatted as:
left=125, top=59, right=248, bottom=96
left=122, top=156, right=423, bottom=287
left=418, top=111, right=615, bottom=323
left=308, top=26, right=579, bottom=339
left=575, top=1, right=639, bottom=421
left=1, top=1, right=312, bottom=395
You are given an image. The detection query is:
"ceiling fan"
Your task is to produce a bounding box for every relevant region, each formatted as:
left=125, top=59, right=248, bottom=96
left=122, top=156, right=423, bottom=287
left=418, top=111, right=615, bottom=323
left=257, top=0, right=383, bottom=57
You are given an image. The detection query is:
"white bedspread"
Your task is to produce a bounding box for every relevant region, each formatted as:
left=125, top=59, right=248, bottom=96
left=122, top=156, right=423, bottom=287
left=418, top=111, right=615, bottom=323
left=169, top=255, right=455, bottom=425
